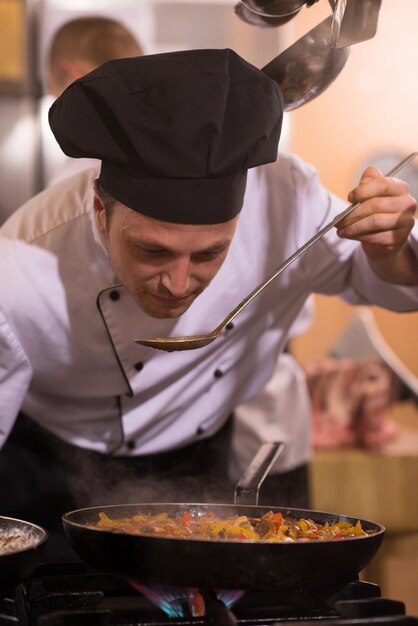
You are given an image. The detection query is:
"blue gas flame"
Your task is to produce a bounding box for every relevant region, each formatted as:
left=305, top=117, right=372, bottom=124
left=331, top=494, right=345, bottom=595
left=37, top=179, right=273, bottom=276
left=128, top=580, right=245, bottom=617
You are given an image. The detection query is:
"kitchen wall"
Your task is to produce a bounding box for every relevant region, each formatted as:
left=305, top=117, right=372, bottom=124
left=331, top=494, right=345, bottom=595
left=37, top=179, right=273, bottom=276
left=287, top=0, right=418, bottom=377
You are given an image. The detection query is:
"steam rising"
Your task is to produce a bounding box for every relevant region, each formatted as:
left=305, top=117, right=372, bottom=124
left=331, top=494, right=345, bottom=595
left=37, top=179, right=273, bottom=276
left=61, top=448, right=234, bottom=509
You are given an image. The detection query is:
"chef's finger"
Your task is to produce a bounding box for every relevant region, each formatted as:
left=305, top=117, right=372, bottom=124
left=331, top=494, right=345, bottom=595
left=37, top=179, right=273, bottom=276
left=337, top=190, right=416, bottom=231
left=336, top=208, right=415, bottom=243
left=347, top=167, right=411, bottom=204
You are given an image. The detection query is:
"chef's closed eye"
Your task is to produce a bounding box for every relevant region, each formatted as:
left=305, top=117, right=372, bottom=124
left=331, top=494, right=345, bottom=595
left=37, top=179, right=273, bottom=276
left=133, top=246, right=222, bottom=264
left=138, top=246, right=171, bottom=257
left=191, top=246, right=230, bottom=263
left=132, top=240, right=231, bottom=263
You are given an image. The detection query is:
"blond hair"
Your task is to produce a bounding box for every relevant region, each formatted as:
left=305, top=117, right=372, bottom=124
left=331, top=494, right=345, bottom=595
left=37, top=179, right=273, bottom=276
left=47, top=16, right=143, bottom=96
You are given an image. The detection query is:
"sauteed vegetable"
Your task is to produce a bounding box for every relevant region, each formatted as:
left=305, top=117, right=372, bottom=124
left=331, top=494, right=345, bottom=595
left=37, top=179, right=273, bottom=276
left=91, top=510, right=370, bottom=542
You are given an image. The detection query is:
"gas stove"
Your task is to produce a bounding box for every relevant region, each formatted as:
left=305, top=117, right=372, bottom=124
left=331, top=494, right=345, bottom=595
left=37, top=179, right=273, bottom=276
left=1, top=561, right=418, bottom=626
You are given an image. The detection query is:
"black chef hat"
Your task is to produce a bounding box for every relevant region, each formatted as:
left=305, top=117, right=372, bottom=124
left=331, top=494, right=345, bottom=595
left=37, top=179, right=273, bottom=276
left=49, top=48, right=283, bottom=224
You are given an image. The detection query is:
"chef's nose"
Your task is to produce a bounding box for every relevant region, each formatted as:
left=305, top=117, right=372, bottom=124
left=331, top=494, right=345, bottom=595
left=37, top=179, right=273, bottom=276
left=160, top=257, right=191, bottom=296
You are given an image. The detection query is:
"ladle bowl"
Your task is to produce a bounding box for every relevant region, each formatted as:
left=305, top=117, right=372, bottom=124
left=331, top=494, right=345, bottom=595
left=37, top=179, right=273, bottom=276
left=134, top=153, right=417, bottom=352
left=262, top=15, right=350, bottom=110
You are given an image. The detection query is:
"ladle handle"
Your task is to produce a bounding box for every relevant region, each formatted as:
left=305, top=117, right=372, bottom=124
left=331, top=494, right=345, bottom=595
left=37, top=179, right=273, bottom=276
left=326, top=151, right=418, bottom=228
left=234, top=442, right=284, bottom=505
left=275, top=151, right=418, bottom=277
left=220, top=151, right=418, bottom=331
left=330, top=0, right=347, bottom=45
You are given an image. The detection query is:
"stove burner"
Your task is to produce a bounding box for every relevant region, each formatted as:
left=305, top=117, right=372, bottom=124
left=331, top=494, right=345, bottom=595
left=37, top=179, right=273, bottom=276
left=1, top=562, right=417, bottom=626
left=128, top=580, right=245, bottom=617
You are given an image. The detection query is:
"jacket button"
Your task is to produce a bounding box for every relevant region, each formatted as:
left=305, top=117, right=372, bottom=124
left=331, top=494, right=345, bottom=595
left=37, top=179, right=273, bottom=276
left=110, top=290, right=120, bottom=301
left=214, top=369, right=223, bottom=379
left=134, top=362, right=144, bottom=371
left=126, top=440, right=136, bottom=450
left=226, top=322, right=234, bottom=330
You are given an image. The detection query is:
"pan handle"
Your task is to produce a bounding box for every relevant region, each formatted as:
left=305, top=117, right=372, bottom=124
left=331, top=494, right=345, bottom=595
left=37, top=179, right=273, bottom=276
left=233, top=442, right=284, bottom=505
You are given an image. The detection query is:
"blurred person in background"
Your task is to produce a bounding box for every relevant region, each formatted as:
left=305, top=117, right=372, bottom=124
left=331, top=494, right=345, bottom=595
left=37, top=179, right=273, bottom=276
left=47, top=16, right=144, bottom=98
left=45, top=16, right=144, bottom=187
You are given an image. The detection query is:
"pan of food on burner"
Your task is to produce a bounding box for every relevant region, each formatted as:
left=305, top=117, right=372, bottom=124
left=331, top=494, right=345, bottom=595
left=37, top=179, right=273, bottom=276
left=62, top=443, right=385, bottom=595
left=0, top=516, right=48, bottom=588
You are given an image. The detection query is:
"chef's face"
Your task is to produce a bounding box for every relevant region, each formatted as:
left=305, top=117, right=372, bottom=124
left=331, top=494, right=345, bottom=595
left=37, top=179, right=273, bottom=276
left=93, top=186, right=238, bottom=319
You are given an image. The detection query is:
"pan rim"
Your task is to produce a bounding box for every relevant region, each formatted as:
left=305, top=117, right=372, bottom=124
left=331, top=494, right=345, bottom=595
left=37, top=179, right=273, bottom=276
left=62, top=502, right=385, bottom=545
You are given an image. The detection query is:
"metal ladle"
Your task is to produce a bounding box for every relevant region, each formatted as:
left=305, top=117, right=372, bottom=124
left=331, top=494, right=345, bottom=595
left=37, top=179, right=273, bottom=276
left=134, top=152, right=417, bottom=352
left=262, top=14, right=350, bottom=111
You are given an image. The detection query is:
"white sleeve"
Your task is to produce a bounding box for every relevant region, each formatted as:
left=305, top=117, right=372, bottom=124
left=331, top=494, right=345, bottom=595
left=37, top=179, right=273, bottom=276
left=339, top=220, right=418, bottom=310
left=0, top=312, right=32, bottom=448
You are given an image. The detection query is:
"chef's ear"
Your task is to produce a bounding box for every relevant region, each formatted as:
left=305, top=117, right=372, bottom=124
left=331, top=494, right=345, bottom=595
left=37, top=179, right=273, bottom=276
left=93, top=179, right=107, bottom=233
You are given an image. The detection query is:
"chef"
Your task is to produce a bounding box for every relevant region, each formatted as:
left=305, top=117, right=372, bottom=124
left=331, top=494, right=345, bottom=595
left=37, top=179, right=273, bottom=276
left=0, top=49, right=417, bottom=560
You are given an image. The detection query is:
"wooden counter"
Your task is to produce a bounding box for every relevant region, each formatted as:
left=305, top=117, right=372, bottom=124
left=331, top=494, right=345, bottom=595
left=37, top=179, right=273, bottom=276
left=310, top=401, right=418, bottom=613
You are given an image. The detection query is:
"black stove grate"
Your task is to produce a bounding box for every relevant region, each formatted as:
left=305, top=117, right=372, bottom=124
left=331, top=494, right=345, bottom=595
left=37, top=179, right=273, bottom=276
left=1, top=562, right=417, bottom=626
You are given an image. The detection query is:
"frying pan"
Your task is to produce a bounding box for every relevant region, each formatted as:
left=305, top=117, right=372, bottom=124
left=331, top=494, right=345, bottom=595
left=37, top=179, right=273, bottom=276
left=0, top=516, right=48, bottom=589
left=62, top=502, right=384, bottom=596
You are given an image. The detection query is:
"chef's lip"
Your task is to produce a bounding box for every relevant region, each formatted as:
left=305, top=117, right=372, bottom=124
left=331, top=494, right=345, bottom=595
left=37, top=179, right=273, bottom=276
left=149, top=292, right=195, bottom=305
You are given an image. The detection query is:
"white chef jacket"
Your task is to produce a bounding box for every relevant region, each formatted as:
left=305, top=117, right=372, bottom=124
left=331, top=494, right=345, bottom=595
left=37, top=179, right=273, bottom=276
left=45, top=155, right=315, bottom=474
left=1, top=152, right=417, bottom=467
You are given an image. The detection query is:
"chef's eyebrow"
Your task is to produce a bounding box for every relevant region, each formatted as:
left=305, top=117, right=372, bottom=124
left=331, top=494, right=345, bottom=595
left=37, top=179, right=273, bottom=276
left=128, top=237, right=232, bottom=255
left=128, top=233, right=232, bottom=250
left=192, top=240, right=232, bottom=255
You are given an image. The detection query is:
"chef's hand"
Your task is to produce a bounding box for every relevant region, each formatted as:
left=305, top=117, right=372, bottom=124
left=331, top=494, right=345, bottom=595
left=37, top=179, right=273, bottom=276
left=336, top=167, right=418, bottom=285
